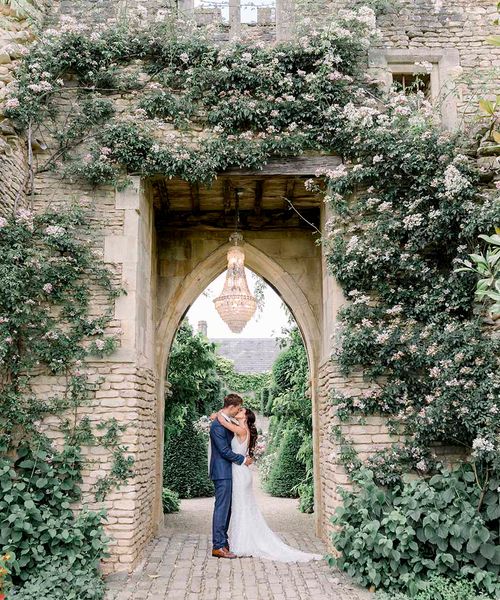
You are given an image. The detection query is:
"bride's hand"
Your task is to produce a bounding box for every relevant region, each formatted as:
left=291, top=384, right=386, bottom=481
left=209, top=412, right=217, bottom=421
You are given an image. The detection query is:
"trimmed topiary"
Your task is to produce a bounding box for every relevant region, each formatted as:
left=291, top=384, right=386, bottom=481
left=264, top=426, right=306, bottom=498
left=163, top=419, right=214, bottom=499
left=162, top=487, right=180, bottom=514
left=266, top=416, right=285, bottom=454
left=261, top=388, right=270, bottom=415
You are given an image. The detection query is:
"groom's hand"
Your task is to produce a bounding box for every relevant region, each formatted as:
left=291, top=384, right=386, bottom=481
left=244, top=457, right=253, bottom=466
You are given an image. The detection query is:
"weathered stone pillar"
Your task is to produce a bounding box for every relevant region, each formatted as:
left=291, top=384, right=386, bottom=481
left=98, top=177, right=159, bottom=572
left=229, top=0, right=241, bottom=40
left=177, top=0, right=194, bottom=15
left=276, top=0, right=295, bottom=41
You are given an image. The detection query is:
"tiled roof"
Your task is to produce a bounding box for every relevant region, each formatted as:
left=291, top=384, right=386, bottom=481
left=210, top=338, right=281, bottom=374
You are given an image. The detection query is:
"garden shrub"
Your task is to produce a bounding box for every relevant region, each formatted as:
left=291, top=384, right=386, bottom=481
left=162, top=488, right=180, bottom=514
left=374, top=574, right=491, bottom=600
left=295, top=434, right=315, bottom=513
left=265, top=416, right=285, bottom=454
left=265, top=390, right=275, bottom=417
left=264, top=426, right=306, bottom=498
left=329, top=465, right=500, bottom=596
left=260, top=388, right=270, bottom=416
left=163, top=419, right=213, bottom=499
left=0, top=448, right=109, bottom=586
left=10, top=559, right=106, bottom=600
left=297, top=481, right=315, bottom=514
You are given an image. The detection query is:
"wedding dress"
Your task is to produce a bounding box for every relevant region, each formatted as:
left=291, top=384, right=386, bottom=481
left=227, top=433, right=323, bottom=562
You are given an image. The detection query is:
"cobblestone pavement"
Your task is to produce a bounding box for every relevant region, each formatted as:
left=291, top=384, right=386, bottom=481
left=104, top=471, right=370, bottom=600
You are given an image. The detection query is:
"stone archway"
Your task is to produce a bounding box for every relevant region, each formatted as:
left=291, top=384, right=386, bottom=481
left=153, top=231, right=324, bottom=536
left=97, top=171, right=348, bottom=572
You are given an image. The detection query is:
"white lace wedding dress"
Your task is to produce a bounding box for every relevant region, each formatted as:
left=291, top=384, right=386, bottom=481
left=227, top=433, right=323, bottom=562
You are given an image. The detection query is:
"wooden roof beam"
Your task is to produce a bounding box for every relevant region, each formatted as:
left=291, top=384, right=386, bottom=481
left=223, top=154, right=341, bottom=176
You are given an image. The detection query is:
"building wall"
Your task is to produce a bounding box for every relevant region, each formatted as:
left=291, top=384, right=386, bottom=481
left=0, top=0, right=497, bottom=571
left=0, top=0, right=50, bottom=214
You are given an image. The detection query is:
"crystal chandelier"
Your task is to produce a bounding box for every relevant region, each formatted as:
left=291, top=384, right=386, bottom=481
left=214, top=194, right=257, bottom=333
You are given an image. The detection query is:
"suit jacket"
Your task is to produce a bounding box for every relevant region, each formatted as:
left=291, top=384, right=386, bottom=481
left=209, top=419, right=245, bottom=480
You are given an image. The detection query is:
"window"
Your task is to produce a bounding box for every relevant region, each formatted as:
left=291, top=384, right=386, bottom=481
left=193, top=0, right=276, bottom=24
left=391, top=72, right=431, bottom=97
left=368, top=49, right=460, bottom=130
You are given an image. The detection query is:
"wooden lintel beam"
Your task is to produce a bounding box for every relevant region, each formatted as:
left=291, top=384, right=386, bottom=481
left=223, top=154, right=341, bottom=176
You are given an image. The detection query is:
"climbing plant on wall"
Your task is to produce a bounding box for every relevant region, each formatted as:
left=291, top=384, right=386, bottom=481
left=1, top=4, right=499, bottom=596
left=0, top=206, right=133, bottom=598
left=3, top=9, right=377, bottom=188
left=215, top=355, right=270, bottom=411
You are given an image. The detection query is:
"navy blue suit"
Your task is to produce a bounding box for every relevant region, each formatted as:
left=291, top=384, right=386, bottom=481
left=209, top=418, right=245, bottom=550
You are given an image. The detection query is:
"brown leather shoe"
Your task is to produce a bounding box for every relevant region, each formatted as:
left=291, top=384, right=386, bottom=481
left=212, top=548, right=237, bottom=559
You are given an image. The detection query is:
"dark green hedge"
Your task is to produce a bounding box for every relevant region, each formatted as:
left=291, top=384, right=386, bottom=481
left=163, top=419, right=213, bottom=499
left=264, top=426, right=306, bottom=498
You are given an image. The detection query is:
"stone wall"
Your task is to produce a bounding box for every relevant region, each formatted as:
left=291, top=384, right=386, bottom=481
left=1, top=0, right=498, bottom=574
left=0, top=0, right=49, bottom=213
left=29, top=171, right=160, bottom=573
left=317, top=360, right=402, bottom=544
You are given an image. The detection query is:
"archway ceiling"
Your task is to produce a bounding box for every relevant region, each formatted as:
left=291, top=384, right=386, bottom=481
left=148, top=155, right=340, bottom=231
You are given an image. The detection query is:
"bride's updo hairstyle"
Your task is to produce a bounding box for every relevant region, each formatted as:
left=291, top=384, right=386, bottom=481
left=245, top=409, right=258, bottom=458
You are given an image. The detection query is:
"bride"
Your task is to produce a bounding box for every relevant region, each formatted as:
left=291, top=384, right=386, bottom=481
left=212, top=406, right=323, bottom=562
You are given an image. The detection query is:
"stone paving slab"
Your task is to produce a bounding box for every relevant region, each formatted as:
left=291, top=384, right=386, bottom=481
left=104, top=470, right=370, bottom=600
left=104, top=530, right=369, bottom=600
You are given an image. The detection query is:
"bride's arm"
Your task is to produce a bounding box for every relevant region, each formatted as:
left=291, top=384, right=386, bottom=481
left=217, top=412, right=247, bottom=437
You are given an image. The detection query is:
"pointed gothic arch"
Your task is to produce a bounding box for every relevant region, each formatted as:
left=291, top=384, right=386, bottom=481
left=152, top=238, right=324, bottom=533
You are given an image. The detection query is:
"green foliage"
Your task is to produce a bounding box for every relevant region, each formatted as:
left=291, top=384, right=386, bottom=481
left=262, top=329, right=313, bottom=511
left=264, top=426, right=306, bottom=498
left=215, top=356, right=270, bottom=412
left=163, top=419, right=213, bottom=499
left=270, top=329, right=311, bottom=430
left=294, top=435, right=315, bottom=513
left=0, top=447, right=109, bottom=595
left=4, top=11, right=376, bottom=188
left=374, top=574, right=491, bottom=600
left=165, top=322, right=222, bottom=439
left=10, top=559, right=106, bottom=600
left=162, top=488, right=180, bottom=514
left=260, top=388, right=270, bottom=416
left=455, top=232, right=500, bottom=318
left=329, top=465, right=500, bottom=596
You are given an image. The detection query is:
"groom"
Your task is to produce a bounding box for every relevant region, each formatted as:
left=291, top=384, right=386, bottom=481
left=210, top=393, right=252, bottom=559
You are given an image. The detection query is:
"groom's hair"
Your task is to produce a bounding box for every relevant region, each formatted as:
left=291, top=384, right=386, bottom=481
left=223, top=394, right=243, bottom=408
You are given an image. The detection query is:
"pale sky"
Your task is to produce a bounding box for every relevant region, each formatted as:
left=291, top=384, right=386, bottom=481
left=193, top=0, right=275, bottom=23
left=187, top=269, right=291, bottom=339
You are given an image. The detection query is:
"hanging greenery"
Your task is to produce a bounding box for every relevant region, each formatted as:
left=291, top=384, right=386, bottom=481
left=0, top=206, right=133, bottom=598
left=3, top=10, right=376, bottom=188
